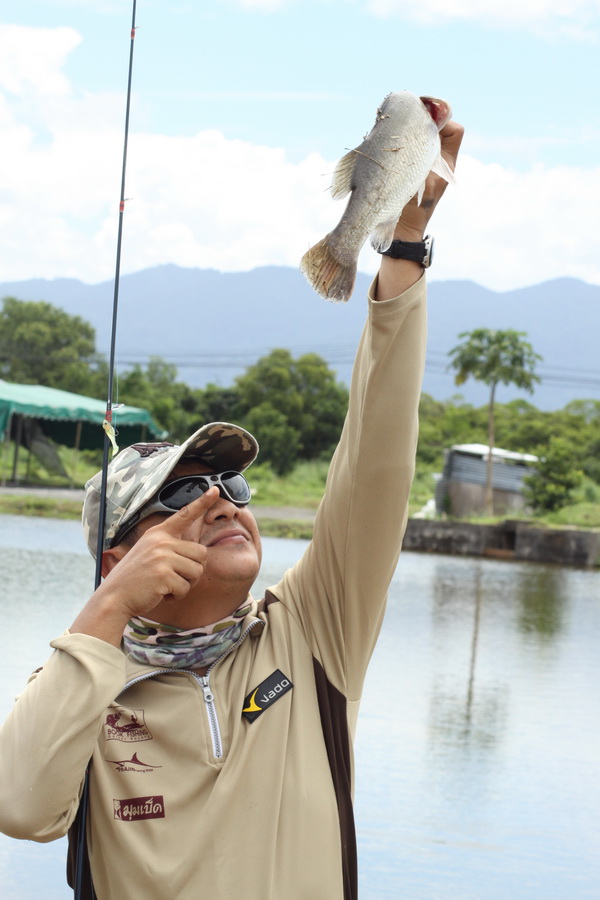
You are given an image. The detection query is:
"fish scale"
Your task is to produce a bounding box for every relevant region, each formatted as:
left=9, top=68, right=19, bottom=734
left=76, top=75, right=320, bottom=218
left=300, top=91, right=454, bottom=302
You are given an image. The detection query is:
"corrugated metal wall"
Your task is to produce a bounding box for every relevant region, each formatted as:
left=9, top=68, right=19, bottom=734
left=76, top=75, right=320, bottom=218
left=447, top=454, right=530, bottom=491
left=435, top=451, right=535, bottom=516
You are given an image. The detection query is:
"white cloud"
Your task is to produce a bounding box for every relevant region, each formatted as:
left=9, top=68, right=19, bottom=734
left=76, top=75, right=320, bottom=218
left=365, top=0, right=600, bottom=38
left=466, top=129, right=600, bottom=161
left=153, top=90, right=344, bottom=102
left=422, top=154, right=600, bottom=290
left=1, top=23, right=599, bottom=292
left=2, top=115, right=599, bottom=293
left=223, top=0, right=600, bottom=36
left=0, top=24, right=81, bottom=96
left=113, top=131, right=336, bottom=275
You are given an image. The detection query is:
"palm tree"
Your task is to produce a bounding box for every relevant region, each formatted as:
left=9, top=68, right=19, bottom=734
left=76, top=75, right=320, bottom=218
left=448, top=328, right=541, bottom=516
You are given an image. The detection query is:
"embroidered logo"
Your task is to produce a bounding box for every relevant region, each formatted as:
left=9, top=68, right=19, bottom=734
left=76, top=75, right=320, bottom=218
left=131, top=442, right=174, bottom=457
left=242, top=669, right=293, bottom=723
left=107, top=752, right=162, bottom=774
left=113, top=795, right=165, bottom=821
left=104, top=707, right=152, bottom=743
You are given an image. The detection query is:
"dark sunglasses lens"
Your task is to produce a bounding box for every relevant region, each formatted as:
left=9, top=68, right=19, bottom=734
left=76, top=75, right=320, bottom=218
left=220, top=472, right=251, bottom=504
left=159, top=478, right=209, bottom=510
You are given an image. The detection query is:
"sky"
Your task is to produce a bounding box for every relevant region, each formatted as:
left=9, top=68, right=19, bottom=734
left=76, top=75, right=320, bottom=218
left=1, top=0, right=600, bottom=293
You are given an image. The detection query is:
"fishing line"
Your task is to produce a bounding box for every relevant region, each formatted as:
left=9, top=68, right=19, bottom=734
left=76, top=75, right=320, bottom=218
left=76, top=9, right=138, bottom=897
left=93, top=0, right=138, bottom=588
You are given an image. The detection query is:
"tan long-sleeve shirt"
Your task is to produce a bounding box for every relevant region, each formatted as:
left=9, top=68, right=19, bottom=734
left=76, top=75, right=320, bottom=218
left=0, top=275, right=427, bottom=900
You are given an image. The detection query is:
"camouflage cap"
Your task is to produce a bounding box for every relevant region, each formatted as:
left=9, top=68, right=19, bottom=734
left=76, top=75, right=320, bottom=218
left=82, top=422, right=259, bottom=559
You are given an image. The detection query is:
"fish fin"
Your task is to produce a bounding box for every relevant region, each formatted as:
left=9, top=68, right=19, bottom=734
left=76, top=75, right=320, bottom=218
left=370, top=219, right=398, bottom=253
left=331, top=150, right=358, bottom=200
left=431, top=152, right=456, bottom=185
left=300, top=237, right=357, bottom=303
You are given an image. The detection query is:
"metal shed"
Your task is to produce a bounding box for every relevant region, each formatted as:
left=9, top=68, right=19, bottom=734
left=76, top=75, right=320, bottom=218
left=435, top=443, right=538, bottom=517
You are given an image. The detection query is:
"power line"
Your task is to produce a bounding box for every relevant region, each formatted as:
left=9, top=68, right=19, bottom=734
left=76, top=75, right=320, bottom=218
left=5, top=343, right=600, bottom=392
left=107, top=354, right=600, bottom=391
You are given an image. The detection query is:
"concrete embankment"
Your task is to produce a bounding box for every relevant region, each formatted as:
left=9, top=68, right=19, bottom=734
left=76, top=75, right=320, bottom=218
left=1, top=487, right=598, bottom=568
left=403, top=518, right=600, bottom=569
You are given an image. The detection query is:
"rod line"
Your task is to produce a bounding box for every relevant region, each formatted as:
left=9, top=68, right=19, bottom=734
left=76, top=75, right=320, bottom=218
left=93, top=0, right=138, bottom=587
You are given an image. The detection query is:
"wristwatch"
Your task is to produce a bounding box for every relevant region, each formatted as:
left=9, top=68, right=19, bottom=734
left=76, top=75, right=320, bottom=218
left=377, top=234, right=434, bottom=268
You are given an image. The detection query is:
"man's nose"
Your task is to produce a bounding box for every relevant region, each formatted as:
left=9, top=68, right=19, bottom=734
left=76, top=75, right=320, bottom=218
left=204, top=494, right=238, bottom=522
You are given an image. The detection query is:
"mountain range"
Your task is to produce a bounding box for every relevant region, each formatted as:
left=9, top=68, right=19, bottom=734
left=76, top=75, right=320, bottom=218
left=1, top=265, right=598, bottom=411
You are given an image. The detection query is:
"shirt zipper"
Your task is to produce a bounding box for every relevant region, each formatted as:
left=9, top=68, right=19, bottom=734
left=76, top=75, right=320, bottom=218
left=119, top=618, right=263, bottom=760
left=196, top=619, right=262, bottom=758
left=198, top=675, right=222, bottom=757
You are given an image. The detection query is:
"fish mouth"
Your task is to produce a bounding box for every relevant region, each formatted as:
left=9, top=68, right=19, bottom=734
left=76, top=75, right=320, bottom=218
left=420, top=96, right=452, bottom=131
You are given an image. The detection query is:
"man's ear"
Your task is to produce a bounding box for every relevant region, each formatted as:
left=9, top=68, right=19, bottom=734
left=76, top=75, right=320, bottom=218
left=101, top=544, right=129, bottom=579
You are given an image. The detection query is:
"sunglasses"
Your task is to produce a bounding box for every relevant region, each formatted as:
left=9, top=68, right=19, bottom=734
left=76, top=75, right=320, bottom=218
left=148, top=472, right=252, bottom=513
left=113, top=472, right=252, bottom=546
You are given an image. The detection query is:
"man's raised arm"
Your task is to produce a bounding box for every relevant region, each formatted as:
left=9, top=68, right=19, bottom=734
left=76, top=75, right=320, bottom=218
left=271, top=120, right=464, bottom=696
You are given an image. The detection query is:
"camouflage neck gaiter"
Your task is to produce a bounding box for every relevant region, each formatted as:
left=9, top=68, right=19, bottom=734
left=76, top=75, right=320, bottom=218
left=122, top=596, right=257, bottom=670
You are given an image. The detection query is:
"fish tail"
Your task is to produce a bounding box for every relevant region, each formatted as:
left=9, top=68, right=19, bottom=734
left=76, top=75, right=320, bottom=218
left=300, top=237, right=357, bottom=303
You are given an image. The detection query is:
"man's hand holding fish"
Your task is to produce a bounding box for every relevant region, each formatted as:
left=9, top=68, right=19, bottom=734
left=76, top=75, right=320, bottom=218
left=376, top=117, right=464, bottom=302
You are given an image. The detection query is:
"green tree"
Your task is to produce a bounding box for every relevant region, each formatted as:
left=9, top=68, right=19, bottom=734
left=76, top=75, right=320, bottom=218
left=234, top=349, right=348, bottom=468
left=523, top=436, right=584, bottom=513
left=417, top=393, right=486, bottom=466
left=192, top=384, right=242, bottom=428
left=448, top=328, right=542, bottom=515
left=0, top=296, right=97, bottom=393
left=118, top=357, right=196, bottom=439
left=244, top=402, right=302, bottom=475
left=561, top=400, right=600, bottom=483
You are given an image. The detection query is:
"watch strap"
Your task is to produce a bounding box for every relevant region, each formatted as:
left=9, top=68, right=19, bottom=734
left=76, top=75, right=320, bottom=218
left=377, top=234, right=434, bottom=268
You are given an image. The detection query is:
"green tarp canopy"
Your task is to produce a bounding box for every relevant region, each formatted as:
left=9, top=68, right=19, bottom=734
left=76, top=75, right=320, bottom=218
left=0, top=381, right=166, bottom=452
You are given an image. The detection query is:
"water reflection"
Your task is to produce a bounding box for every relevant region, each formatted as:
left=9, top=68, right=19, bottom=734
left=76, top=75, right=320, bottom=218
left=427, top=559, right=574, bottom=763
left=516, top=567, right=566, bottom=639
left=466, top=567, right=483, bottom=713
left=429, top=565, right=508, bottom=758
left=429, top=563, right=500, bottom=754
left=432, top=558, right=569, bottom=639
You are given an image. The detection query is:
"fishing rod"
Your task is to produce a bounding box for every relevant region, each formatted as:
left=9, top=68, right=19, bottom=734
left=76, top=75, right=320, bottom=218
left=93, top=0, right=138, bottom=588
left=75, top=5, right=138, bottom=899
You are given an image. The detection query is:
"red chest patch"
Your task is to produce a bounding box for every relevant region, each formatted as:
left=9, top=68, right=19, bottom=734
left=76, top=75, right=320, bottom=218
left=113, top=796, right=165, bottom=821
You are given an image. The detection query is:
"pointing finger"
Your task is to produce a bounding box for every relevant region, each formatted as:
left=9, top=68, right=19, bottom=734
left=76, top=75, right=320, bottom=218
left=154, top=486, right=220, bottom=537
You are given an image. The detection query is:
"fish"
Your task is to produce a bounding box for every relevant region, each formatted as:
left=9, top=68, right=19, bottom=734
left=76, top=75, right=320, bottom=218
left=300, top=91, right=455, bottom=302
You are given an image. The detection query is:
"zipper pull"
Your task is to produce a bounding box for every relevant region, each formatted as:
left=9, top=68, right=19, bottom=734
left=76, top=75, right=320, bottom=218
left=201, top=677, right=214, bottom=704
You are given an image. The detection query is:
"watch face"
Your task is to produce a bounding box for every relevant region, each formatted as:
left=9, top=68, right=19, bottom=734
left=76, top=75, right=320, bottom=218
left=423, top=235, right=434, bottom=268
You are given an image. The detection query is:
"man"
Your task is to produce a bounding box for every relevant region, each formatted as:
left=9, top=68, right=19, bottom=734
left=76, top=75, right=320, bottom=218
left=0, top=120, right=463, bottom=899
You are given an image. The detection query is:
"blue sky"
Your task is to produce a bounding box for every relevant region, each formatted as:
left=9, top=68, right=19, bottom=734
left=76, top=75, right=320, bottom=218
left=1, top=0, right=599, bottom=290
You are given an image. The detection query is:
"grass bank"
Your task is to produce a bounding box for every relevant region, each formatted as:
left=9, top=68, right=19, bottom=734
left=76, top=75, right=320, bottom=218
left=0, top=494, right=315, bottom=540
left=251, top=517, right=314, bottom=540
left=2, top=459, right=599, bottom=532
left=0, top=495, right=82, bottom=519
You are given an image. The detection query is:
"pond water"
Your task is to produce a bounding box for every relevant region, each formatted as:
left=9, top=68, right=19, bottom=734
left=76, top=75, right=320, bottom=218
left=0, top=515, right=598, bottom=899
